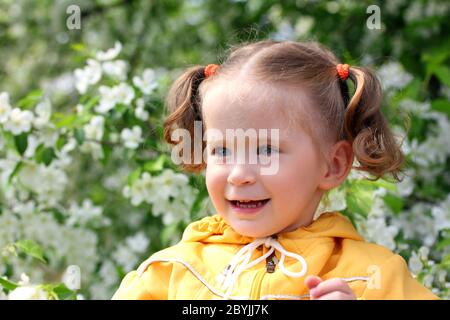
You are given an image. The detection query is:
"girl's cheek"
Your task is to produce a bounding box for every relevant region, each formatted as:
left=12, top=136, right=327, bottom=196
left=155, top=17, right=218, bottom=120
left=205, top=163, right=227, bottom=189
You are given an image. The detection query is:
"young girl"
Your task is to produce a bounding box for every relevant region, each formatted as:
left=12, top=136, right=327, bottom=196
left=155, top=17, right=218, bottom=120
left=112, top=40, right=438, bottom=300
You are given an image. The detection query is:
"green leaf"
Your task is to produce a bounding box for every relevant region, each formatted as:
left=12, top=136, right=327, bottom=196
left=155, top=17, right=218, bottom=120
left=431, top=99, right=450, bottom=118
left=84, top=96, right=100, bottom=112
left=0, top=277, right=19, bottom=291
left=51, top=283, right=76, bottom=300
left=369, top=178, right=397, bottom=192
left=56, top=136, right=67, bottom=151
left=8, top=161, right=23, bottom=183
left=14, top=133, right=28, bottom=156
left=17, top=89, right=43, bottom=109
left=100, top=144, right=112, bottom=166
left=436, top=237, right=450, bottom=250
left=53, top=113, right=77, bottom=129
left=422, top=48, right=450, bottom=66
left=143, top=154, right=166, bottom=172
left=71, top=43, right=86, bottom=53
left=383, top=192, right=404, bottom=215
left=128, top=167, right=142, bottom=185
left=14, top=240, right=47, bottom=264
left=35, top=145, right=57, bottom=166
left=74, top=128, right=85, bottom=145
left=434, top=66, right=450, bottom=87
left=442, top=254, right=450, bottom=267
left=346, top=183, right=375, bottom=217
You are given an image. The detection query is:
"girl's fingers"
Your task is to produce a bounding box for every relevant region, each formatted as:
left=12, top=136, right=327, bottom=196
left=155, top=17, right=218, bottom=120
left=304, top=275, right=322, bottom=290
left=309, top=278, right=354, bottom=299
left=314, top=291, right=355, bottom=300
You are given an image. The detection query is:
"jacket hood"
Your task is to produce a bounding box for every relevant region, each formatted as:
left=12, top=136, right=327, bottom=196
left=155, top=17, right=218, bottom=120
left=181, top=211, right=364, bottom=246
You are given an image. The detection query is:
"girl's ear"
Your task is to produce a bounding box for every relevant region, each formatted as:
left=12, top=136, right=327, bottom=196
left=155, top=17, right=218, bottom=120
left=318, top=140, right=354, bottom=191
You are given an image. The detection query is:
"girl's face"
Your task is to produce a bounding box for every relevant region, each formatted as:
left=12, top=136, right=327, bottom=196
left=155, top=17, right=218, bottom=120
left=202, top=80, right=329, bottom=238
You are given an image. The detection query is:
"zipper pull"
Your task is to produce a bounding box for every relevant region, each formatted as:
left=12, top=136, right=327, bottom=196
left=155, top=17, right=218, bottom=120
left=266, top=252, right=276, bottom=273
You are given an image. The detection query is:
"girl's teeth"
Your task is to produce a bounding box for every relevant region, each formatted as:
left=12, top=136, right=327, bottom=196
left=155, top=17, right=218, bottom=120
left=236, top=200, right=266, bottom=208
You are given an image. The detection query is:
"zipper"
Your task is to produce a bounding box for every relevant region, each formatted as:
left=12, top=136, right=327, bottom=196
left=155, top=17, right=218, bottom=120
left=249, top=251, right=277, bottom=299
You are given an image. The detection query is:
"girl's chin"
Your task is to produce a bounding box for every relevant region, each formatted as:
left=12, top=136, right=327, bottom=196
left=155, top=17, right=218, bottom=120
left=228, top=220, right=276, bottom=238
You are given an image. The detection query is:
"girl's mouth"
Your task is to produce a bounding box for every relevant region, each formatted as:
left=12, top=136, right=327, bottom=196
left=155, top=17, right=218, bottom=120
left=227, top=199, right=270, bottom=214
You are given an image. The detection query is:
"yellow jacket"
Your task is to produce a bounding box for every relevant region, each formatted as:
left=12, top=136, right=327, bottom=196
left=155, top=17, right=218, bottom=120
left=112, top=212, right=438, bottom=300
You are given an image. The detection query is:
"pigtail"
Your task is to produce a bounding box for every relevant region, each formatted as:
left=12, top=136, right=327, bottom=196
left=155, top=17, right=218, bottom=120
left=163, top=66, right=207, bottom=173
left=343, top=66, right=406, bottom=182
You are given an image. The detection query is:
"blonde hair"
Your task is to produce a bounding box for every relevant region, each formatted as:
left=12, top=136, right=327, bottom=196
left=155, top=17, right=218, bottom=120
left=163, top=40, right=406, bottom=182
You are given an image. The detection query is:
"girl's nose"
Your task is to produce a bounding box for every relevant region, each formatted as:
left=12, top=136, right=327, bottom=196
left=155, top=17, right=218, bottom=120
left=227, top=165, right=256, bottom=186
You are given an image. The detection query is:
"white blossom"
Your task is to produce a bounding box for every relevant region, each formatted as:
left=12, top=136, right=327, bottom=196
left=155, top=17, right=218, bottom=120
left=24, top=134, right=39, bottom=158
left=18, top=163, right=68, bottom=206
left=418, top=246, right=430, bottom=260
left=18, top=273, right=30, bottom=285
left=66, top=199, right=104, bottom=227
left=397, top=171, right=415, bottom=196
left=126, top=232, right=150, bottom=253
left=314, top=187, right=347, bottom=220
left=38, top=124, right=59, bottom=148
left=132, top=68, right=158, bottom=95
left=102, top=60, right=128, bottom=81
left=423, top=274, right=434, bottom=288
left=120, top=126, right=143, bottom=149
left=135, top=106, right=149, bottom=121
left=41, top=72, right=75, bottom=96
left=76, top=104, right=84, bottom=115
left=33, top=98, right=52, bottom=129
left=80, top=141, right=104, bottom=160
left=356, top=197, right=398, bottom=250
left=95, top=41, right=122, bottom=61
left=437, top=270, right=447, bottom=284
left=95, top=86, right=116, bottom=114
left=98, top=260, right=118, bottom=288
left=272, top=21, right=295, bottom=41
left=431, top=194, right=450, bottom=232
left=3, top=108, right=34, bottom=135
left=62, top=266, right=81, bottom=291
left=377, top=62, right=413, bottom=91
left=83, top=115, right=105, bottom=141
left=109, top=132, right=119, bottom=143
left=135, top=98, right=149, bottom=121
left=112, top=244, right=138, bottom=273
left=392, top=202, right=438, bottom=246
left=398, top=99, right=430, bottom=116
left=123, top=172, right=156, bottom=206
left=0, top=92, right=12, bottom=123
left=114, top=83, right=135, bottom=105
left=123, top=170, right=196, bottom=225
left=8, top=286, right=48, bottom=300
left=95, top=83, right=135, bottom=114
left=74, top=59, right=102, bottom=94
left=408, top=251, right=423, bottom=275
left=157, top=169, right=190, bottom=201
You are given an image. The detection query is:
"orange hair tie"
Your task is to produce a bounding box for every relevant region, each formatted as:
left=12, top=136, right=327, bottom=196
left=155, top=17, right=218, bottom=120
left=336, top=63, right=349, bottom=80
left=204, top=64, right=219, bottom=78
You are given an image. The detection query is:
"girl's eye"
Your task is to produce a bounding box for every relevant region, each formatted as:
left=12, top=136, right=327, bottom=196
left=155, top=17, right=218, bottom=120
left=258, top=145, right=278, bottom=156
left=212, top=147, right=230, bottom=157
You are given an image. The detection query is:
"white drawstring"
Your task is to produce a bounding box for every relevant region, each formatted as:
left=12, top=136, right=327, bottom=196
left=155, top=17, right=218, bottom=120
left=217, top=237, right=308, bottom=299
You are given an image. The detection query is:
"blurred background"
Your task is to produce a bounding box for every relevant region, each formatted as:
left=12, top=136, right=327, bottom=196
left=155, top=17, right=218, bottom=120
left=0, top=0, right=449, bottom=299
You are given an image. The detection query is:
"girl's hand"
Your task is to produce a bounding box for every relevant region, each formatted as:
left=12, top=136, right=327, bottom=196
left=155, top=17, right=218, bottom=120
left=305, top=275, right=356, bottom=300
